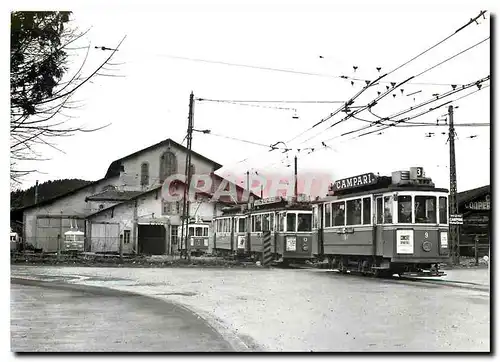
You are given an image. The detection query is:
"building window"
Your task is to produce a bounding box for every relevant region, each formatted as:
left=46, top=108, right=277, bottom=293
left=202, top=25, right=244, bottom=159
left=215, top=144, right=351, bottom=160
left=141, top=162, right=149, bottom=186
left=124, top=230, right=131, bottom=244
left=171, top=226, right=179, bottom=245
left=160, top=151, right=177, bottom=182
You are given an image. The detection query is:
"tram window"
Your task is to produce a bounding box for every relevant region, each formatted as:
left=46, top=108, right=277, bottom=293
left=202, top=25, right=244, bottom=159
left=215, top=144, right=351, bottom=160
left=376, top=198, right=383, bottom=224
left=383, top=196, right=393, bottom=224
left=286, top=213, right=296, bottom=232
left=238, top=218, right=246, bottom=232
left=346, top=199, right=362, bottom=226
left=325, top=203, right=332, bottom=228
left=270, top=213, right=274, bottom=231
left=188, top=227, right=194, bottom=236
left=362, top=197, right=371, bottom=225
left=415, top=196, right=437, bottom=223
left=298, top=214, right=312, bottom=232
left=439, top=197, right=448, bottom=224
left=397, top=196, right=412, bottom=223
left=262, top=214, right=270, bottom=231
left=279, top=213, right=286, bottom=232
left=254, top=215, right=262, bottom=232
left=195, top=227, right=203, bottom=236
left=203, top=227, right=209, bottom=236
left=332, top=202, right=345, bottom=227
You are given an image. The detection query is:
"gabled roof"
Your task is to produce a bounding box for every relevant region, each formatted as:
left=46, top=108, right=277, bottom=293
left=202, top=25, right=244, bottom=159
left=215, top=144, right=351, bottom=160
left=10, top=176, right=114, bottom=213
left=457, top=185, right=490, bottom=206
left=87, top=179, right=239, bottom=219
left=105, top=138, right=223, bottom=178
left=85, top=190, right=144, bottom=202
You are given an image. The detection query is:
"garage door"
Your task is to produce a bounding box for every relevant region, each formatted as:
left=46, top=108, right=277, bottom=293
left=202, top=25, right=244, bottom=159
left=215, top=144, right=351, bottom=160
left=138, top=225, right=166, bottom=255
left=36, top=217, right=85, bottom=252
left=91, top=223, right=120, bottom=253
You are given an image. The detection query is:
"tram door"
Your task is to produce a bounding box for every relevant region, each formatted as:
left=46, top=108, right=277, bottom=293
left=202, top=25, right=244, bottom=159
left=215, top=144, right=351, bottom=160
left=312, top=204, right=322, bottom=256
left=374, top=196, right=384, bottom=257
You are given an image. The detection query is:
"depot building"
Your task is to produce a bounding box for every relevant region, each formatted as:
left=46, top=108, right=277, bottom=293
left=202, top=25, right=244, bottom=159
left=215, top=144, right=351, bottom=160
left=457, top=184, right=490, bottom=256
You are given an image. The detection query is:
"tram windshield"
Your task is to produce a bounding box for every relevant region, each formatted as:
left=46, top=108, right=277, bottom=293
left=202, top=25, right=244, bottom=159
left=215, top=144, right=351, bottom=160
left=397, top=195, right=412, bottom=223
left=297, top=213, right=312, bottom=232
left=286, top=213, right=296, bottom=232
left=415, top=195, right=437, bottom=223
left=238, top=218, right=246, bottom=233
left=396, top=194, right=442, bottom=223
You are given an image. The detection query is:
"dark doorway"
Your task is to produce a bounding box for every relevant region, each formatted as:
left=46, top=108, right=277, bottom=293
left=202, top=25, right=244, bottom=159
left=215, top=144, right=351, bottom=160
left=138, top=225, right=166, bottom=255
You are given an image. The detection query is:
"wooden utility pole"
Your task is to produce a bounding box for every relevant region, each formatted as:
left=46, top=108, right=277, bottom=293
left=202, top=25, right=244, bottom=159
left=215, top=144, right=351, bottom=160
left=34, top=180, right=39, bottom=204
left=181, top=92, right=195, bottom=261
left=448, top=105, right=459, bottom=265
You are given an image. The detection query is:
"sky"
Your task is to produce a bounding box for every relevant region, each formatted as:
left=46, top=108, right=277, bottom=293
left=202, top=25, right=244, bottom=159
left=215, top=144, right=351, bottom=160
left=8, top=0, right=494, bottom=194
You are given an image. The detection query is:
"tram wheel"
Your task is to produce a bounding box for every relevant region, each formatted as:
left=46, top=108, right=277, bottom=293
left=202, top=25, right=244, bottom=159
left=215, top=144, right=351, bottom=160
left=338, top=259, right=348, bottom=274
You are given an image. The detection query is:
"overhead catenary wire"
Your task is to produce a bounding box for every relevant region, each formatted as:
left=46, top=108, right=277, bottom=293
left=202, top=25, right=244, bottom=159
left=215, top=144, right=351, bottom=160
left=386, top=10, right=487, bottom=77
left=297, top=38, right=490, bottom=147
left=271, top=11, right=488, bottom=151
left=209, top=10, right=489, bottom=171
left=351, top=82, right=490, bottom=139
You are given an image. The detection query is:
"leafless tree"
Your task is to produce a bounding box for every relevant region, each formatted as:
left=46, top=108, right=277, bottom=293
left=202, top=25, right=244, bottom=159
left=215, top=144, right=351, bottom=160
left=10, top=11, right=126, bottom=187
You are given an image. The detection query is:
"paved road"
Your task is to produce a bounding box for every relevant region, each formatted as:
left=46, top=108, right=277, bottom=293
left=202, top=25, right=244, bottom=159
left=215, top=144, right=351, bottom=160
left=11, top=279, right=236, bottom=352
left=11, top=266, right=490, bottom=352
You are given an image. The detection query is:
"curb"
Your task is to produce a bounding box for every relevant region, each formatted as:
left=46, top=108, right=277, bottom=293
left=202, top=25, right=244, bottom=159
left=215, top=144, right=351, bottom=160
left=11, top=277, right=258, bottom=352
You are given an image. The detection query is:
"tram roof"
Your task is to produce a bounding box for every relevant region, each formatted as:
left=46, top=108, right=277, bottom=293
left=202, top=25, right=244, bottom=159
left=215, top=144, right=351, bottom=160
left=314, top=184, right=449, bottom=203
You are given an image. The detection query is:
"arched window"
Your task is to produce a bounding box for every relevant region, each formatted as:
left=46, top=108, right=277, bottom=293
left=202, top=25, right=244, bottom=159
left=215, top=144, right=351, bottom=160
left=160, top=151, right=177, bottom=182
left=141, top=162, right=149, bottom=186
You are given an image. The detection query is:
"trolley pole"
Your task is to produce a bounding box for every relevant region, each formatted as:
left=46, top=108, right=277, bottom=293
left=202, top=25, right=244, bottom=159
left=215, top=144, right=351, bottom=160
left=448, top=105, right=459, bottom=265
left=181, top=92, right=195, bottom=261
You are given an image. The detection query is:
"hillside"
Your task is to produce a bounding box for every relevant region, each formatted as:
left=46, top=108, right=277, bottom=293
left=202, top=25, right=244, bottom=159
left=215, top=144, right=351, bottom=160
left=10, top=179, right=93, bottom=210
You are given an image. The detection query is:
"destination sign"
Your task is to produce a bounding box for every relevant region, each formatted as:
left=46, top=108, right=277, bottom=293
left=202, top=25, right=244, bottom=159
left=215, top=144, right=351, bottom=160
left=331, top=172, right=378, bottom=191
left=254, top=196, right=283, bottom=206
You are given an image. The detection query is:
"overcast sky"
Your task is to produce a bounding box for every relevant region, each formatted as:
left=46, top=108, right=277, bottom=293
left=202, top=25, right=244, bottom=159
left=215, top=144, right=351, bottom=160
left=10, top=0, right=493, bottom=194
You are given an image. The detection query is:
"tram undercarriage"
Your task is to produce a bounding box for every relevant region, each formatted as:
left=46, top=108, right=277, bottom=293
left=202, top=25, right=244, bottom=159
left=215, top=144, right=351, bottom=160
left=326, top=255, right=446, bottom=277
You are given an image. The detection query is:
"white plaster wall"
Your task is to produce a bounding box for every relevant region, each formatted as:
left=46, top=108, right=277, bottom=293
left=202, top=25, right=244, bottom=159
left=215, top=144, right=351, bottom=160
left=23, top=176, right=120, bottom=250
left=118, top=142, right=217, bottom=191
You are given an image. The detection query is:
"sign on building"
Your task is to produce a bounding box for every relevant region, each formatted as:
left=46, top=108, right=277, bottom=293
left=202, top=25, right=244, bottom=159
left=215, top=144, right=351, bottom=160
left=465, top=194, right=490, bottom=211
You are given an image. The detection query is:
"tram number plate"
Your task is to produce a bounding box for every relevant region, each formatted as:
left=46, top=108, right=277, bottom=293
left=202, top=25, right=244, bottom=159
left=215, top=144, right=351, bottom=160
left=286, top=237, right=296, bottom=251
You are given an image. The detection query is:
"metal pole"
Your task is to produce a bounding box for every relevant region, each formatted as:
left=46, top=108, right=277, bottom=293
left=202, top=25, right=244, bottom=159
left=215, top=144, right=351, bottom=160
left=294, top=155, right=298, bottom=199
left=247, top=171, right=250, bottom=192
left=474, top=235, right=479, bottom=266
left=448, top=105, right=459, bottom=265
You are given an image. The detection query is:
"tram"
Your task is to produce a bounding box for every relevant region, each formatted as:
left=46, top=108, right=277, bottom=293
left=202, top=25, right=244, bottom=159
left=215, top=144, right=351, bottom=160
left=313, top=167, right=449, bottom=277
left=214, top=196, right=315, bottom=263
left=179, top=219, right=211, bottom=256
